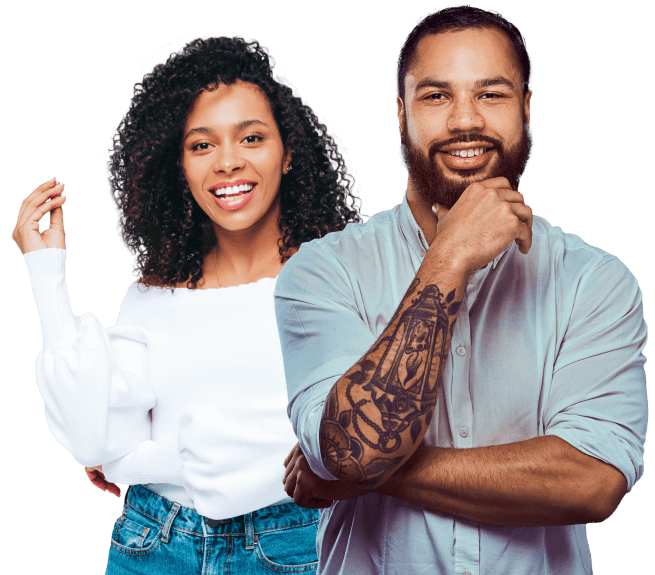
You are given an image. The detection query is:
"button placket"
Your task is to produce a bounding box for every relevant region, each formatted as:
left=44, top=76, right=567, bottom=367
left=450, top=296, right=473, bottom=452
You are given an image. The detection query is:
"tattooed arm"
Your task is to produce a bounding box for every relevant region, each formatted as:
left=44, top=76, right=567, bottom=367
left=319, top=273, right=463, bottom=487
left=319, top=179, right=533, bottom=487
left=320, top=254, right=468, bottom=488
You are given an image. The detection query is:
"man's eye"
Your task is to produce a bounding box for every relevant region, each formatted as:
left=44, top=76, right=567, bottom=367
left=428, top=93, right=447, bottom=100
left=481, top=93, right=503, bottom=99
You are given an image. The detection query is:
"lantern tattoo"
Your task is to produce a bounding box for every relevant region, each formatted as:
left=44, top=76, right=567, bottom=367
left=320, top=279, right=461, bottom=483
left=363, top=283, right=451, bottom=450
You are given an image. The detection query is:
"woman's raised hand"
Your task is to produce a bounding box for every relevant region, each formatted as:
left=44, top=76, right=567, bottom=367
left=13, top=178, right=66, bottom=254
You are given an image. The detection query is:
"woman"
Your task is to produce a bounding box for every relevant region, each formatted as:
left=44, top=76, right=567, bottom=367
left=13, top=37, right=360, bottom=573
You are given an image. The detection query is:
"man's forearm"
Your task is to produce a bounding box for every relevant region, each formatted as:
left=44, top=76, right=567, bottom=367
left=376, top=436, right=627, bottom=526
left=319, top=255, right=467, bottom=487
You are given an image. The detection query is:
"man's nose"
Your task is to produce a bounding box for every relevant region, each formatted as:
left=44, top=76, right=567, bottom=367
left=446, top=97, right=485, bottom=132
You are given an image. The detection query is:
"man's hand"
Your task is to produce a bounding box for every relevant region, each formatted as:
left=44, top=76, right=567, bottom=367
left=283, top=444, right=365, bottom=509
left=433, top=177, right=533, bottom=274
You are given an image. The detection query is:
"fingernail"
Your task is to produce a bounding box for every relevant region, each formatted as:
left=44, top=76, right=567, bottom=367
left=60, top=191, right=66, bottom=197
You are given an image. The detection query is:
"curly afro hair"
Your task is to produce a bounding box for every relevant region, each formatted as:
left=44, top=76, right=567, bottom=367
left=109, top=37, right=361, bottom=288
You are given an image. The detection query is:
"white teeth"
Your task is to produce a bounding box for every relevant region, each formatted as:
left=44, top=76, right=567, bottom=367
left=213, top=184, right=255, bottom=197
left=449, top=147, right=486, bottom=157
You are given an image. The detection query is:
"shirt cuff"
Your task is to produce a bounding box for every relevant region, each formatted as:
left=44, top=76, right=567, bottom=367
left=24, top=248, right=78, bottom=349
left=103, top=439, right=184, bottom=485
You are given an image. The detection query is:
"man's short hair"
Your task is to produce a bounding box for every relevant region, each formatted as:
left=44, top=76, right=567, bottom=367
left=397, top=6, right=531, bottom=100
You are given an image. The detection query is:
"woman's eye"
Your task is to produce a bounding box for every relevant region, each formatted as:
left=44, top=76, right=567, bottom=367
left=244, top=135, right=263, bottom=144
left=191, top=142, right=212, bottom=151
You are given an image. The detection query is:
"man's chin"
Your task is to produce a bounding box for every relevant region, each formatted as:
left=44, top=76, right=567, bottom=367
left=416, top=167, right=493, bottom=208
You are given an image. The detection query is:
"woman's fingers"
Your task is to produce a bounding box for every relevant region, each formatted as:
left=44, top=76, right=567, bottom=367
left=84, top=466, right=121, bottom=497
left=13, top=182, right=66, bottom=253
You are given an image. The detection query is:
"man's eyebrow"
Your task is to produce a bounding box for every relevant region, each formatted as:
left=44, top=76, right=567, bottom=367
left=412, top=76, right=517, bottom=93
left=474, top=76, right=516, bottom=91
left=183, top=119, right=268, bottom=141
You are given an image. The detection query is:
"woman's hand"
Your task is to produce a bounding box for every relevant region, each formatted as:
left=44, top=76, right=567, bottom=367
left=13, top=178, right=66, bottom=254
left=84, top=465, right=121, bottom=497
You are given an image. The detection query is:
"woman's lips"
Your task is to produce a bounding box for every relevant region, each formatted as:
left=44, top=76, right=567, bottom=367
left=439, top=148, right=494, bottom=171
left=211, top=184, right=257, bottom=211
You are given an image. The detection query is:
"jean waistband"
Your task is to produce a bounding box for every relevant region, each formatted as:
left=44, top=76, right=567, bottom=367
left=125, top=484, right=314, bottom=538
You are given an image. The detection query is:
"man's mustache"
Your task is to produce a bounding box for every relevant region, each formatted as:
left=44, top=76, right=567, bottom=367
left=428, top=134, right=503, bottom=160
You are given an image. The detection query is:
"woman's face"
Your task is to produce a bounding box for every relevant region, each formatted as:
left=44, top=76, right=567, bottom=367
left=182, top=80, right=290, bottom=234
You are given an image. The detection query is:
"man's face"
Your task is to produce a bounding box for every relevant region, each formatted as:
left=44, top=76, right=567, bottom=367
left=399, top=27, right=532, bottom=208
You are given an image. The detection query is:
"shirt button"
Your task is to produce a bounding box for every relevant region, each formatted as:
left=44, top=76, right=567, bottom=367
left=463, top=572, right=472, bottom=575
left=456, top=346, right=466, bottom=357
left=460, top=427, right=469, bottom=438
left=468, top=276, right=476, bottom=284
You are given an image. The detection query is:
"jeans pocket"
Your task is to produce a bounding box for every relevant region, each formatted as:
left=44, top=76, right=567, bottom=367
left=110, top=506, right=164, bottom=556
left=255, top=519, right=319, bottom=572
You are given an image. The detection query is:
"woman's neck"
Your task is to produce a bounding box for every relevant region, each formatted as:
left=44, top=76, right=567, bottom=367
left=203, top=216, right=285, bottom=289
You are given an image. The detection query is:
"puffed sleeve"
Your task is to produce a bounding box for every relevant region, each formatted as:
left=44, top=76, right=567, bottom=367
left=544, top=254, right=648, bottom=491
left=274, top=243, right=376, bottom=480
left=25, top=248, right=156, bottom=466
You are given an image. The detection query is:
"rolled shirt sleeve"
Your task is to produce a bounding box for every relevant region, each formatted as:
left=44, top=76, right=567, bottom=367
left=275, top=243, right=376, bottom=480
left=544, top=255, right=648, bottom=491
left=25, top=248, right=156, bottom=466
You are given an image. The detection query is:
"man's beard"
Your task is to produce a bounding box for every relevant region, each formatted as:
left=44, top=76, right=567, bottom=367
left=401, top=119, right=532, bottom=209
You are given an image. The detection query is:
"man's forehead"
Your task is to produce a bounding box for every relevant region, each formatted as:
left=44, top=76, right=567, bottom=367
left=405, top=27, right=523, bottom=93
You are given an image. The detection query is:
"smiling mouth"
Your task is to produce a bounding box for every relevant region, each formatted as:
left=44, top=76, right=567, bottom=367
left=445, top=147, right=492, bottom=158
left=211, top=183, right=256, bottom=198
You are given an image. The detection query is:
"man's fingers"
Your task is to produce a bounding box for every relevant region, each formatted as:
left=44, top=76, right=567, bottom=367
left=283, top=458, right=293, bottom=484
left=478, top=176, right=511, bottom=189
left=284, top=443, right=299, bottom=467
left=515, top=225, right=532, bottom=254
left=284, top=469, right=297, bottom=498
left=508, top=203, right=532, bottom=254
left=497, top=189, right=525, bottom=204
left=510, top=202, right=532, bottom=224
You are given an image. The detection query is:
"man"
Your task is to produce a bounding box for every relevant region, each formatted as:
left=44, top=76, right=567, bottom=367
left=275, top=6, right=647, bottom=574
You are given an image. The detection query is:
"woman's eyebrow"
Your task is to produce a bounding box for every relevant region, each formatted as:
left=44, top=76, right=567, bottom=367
left=183, top=120, right=268, bottom=141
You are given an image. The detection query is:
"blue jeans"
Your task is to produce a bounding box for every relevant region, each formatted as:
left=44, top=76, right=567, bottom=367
left=106, top=484, right=319, bottom=574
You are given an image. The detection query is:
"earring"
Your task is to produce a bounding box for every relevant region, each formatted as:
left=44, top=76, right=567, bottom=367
left=286, top=164, right=292, bottom=173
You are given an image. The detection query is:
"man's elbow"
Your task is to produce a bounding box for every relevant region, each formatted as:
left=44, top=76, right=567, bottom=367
left=580, top=466, right=627, bottom=523
left=319, top=445, right=403, bottom=489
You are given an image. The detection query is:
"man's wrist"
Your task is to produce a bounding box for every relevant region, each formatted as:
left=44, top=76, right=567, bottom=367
left=424, top=243, right=473, bottom=281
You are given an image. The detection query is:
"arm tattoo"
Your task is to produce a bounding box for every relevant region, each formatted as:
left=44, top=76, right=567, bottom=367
left=319, top=278, right=461, bottom=486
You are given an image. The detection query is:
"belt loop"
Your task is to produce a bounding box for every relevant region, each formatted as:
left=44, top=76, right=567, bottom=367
left=245, top=512, right=255, bottom=550
left=161, top=502, right=181, bottom=543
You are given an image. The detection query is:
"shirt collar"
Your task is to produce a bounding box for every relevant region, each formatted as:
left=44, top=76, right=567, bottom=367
left=398, top=191, right=510, bottom=268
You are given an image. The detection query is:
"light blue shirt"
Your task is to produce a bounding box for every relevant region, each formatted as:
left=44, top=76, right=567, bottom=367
left=274, top=196, right=647, bottom=575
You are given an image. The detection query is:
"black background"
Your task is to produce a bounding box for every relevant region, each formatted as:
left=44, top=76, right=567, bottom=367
left=14, top=4, right=646, bottom=574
